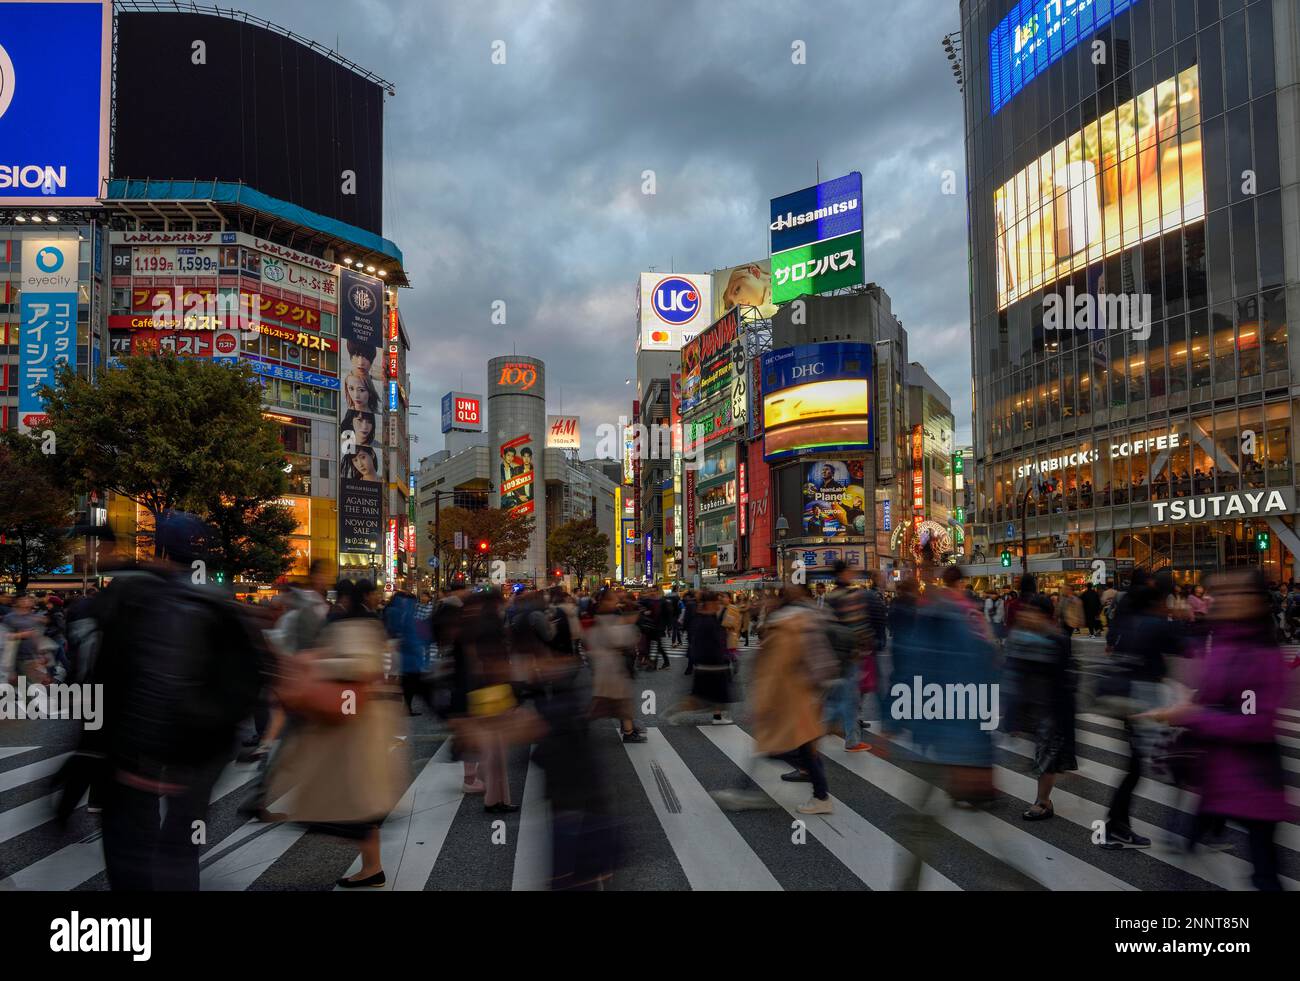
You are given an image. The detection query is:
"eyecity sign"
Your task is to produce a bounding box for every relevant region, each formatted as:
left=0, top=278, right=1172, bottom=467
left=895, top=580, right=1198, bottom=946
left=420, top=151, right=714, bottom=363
left=0, top=1, right=111, bottom=205
left=1151, top=489, right=1294, bottom=526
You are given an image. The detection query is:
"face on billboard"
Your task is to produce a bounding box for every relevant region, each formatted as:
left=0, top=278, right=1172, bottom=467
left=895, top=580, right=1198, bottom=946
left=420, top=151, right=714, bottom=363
left=500, top=434, right=535, bottom=516
left=994, top=66, right=1203, bottom=310
left=802, top=460, right=866, bottom=538
left=638, top=273, right=711, bottom=351
left=713, top=262, right=777, bottom=322
left=0, top=1, right=110, bottom=205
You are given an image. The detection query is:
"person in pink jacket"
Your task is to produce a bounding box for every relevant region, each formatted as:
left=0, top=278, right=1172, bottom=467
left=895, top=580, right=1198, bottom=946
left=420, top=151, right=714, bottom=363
left=1141, top=569, right=1291, bottom=891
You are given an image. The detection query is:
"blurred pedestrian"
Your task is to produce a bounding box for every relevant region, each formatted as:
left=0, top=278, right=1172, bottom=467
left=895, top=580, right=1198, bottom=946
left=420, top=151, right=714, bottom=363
left=1139, top=570, right=1291, bottom=890
left=586, top=589, right=646, bottom=743
left=268, top=578, right=406, bottom=887
left=664, top=590, right=734, bottom=725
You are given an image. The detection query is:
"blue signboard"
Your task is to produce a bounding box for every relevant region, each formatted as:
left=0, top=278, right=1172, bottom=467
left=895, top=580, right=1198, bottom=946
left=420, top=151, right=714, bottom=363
left=882, top=499, right=892, bottom=533
left=388, top=379, right=399, bottom=412
left=0, top=1, right=110, bottom=204
left=441, top=392, right=453, bottom=432
left=989, top=0, right=1137, bottom=115
left=761, top=342, right=874, bottom=462
left=17, top=239, right=78, bottom=431
left=769, top=172, right=863, bottom=256
left=245, top=356, right=339, bottom=390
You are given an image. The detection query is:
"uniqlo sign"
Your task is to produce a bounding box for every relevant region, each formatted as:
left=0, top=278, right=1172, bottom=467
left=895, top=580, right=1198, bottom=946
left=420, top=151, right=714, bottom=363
left=440, top=391, right=483, bottom=433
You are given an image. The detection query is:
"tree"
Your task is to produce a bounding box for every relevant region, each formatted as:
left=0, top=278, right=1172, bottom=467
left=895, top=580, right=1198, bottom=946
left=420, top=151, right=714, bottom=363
left=0, top=433, right=76, bottom=591
left=204, top=496, right=300, bottom=584
left=39, top=354, right=292, bottom=568
left=427, top=507, right=535, bottom=584
left=547, top=517, right=610, bottom=586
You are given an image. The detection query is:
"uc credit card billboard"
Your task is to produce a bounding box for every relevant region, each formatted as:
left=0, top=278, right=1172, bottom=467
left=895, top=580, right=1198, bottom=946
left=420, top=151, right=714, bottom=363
left=637, top=272, right=712, bottom=351
left=761, top=342, right=873, bottom=462
left=769, top=172, right=864, bottom=305
left=0, top=1, right=111, bottom=205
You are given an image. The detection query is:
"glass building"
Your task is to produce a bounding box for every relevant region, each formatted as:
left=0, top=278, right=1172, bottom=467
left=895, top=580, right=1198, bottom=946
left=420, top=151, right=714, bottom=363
left=960, top=0, right=1299, bottom=584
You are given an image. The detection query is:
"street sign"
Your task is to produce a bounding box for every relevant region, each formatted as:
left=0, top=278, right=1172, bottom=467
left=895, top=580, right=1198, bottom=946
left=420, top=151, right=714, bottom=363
left=428, top=557, right=438, bottom=568
left=454, top=531, right=464, bottom=550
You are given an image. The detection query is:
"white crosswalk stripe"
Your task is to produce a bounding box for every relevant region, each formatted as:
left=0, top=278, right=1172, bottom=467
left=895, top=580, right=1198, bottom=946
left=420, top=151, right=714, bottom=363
left=1, top=713, right=1295, bottom=891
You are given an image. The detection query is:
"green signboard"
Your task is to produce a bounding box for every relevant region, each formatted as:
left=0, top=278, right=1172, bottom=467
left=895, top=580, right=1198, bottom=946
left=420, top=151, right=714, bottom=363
left=771, top=230, right=864, bottom=304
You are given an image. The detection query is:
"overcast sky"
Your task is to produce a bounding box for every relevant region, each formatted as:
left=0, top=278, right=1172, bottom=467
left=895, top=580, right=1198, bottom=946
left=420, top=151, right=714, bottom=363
left=248, top=0, right=973, bottom=456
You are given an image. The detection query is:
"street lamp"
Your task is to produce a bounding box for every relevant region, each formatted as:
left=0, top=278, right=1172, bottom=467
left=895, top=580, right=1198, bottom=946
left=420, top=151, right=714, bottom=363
left=776, top=515, right=789, bottom=584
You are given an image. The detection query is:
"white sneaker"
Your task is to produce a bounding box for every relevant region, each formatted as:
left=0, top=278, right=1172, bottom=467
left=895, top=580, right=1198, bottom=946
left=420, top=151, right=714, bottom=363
left=797, top=796, right=833, bottom=815
left=710, top=715, right=733, bottom=725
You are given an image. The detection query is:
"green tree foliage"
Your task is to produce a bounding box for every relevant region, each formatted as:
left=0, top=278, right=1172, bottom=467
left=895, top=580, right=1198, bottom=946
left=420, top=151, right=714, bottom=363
left=427, top=506, right=535, bottom=585
left=0, top=432, right=75, bottom=590
left=40, top=355, right=293, bottom=579
left=547, top=517, right=610, bottom=586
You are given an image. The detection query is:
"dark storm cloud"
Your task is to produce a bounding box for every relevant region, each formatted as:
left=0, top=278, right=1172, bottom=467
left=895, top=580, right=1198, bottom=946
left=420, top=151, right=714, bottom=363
left=246, top=0, right=972, bottom=451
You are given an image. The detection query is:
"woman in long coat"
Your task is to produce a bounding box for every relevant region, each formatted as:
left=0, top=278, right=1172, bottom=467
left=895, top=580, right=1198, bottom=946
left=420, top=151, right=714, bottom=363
left=751, top=588, right=835, bottom=814
left=267, top=579, right=407, bottom=888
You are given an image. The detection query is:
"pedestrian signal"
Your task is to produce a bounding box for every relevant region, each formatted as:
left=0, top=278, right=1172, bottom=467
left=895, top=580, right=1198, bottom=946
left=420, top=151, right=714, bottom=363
left=1256, top=531, right=1270, bottom=552
left=1000, top=550, right=1011, bottom=568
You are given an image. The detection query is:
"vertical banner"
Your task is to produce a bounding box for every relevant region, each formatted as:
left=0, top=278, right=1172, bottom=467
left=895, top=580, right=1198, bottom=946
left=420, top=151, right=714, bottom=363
left=499, top=433, right=536, bottom=517
left=19, top=239, right=78, bottom=433
left=338, top=268, right=385, bottom=557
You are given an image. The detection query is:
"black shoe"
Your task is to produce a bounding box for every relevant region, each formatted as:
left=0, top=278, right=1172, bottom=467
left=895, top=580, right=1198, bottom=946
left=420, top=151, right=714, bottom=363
left=622, top=731, right=648, bottom=744
left=337, top=870, right=386, bottom=888
left=1098, top=826, right=1151, bottom=850
left=485, top=802, right=520, bottom=814
left=858, top=720, right=871, bottom=731
left=780, top=770, right=812, bottom=783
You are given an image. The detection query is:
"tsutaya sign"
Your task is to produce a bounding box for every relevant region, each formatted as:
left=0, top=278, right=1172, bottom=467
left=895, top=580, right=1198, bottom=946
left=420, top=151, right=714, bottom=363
left=1016, top=431, right=1183, bottom=480
left=1151, top=489, right=1295, bottom=526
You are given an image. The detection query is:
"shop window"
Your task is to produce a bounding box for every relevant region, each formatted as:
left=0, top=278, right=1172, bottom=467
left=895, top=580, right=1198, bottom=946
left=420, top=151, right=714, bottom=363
left=1261, top=289, right=1286, bottom=374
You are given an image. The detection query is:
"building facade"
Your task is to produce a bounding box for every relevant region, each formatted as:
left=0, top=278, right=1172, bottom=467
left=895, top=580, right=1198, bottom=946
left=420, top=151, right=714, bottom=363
left=961, top=0, right=1300, bottom=584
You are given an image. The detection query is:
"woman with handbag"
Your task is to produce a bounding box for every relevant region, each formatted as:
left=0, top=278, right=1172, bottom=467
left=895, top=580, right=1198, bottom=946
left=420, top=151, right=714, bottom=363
left=267, top=579, right=407, bottom=888
left=1138, top=569, right=1291, bottom=890
left=1001, top=593, right=1077, bottom=821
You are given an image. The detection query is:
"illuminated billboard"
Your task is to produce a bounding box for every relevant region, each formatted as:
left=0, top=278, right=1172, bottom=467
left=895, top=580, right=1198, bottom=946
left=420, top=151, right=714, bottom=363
left=802, top=460, right=866, bottom=538
left=499, top=433, right=536, bottom=517
left=546, top=414, right=581, bottom=450
left=441, top=391, right=483, bottom=433
left=994, top=65, right=1203, bottom=310
left=762, top=342, right=873, bottom=462
left=681, top=308, right=741, bottom=414
left=769, top=173, right=864, bottom=305
left=712, top=260, right=778, bottom=323
left=989, top=0, right=1139, bottom=116
left=637, top=272, right=712, bottom=351
left=0, top=1, right=111, bottom=206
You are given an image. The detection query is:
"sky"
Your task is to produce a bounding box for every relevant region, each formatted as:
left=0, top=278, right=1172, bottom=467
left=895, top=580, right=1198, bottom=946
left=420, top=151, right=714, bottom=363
left=247, top=0, right=974, bottom=457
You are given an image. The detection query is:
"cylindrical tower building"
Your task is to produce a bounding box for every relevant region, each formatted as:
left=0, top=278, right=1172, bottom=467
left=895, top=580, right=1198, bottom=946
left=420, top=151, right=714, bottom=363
left=488, top=355, right=547, bottom=582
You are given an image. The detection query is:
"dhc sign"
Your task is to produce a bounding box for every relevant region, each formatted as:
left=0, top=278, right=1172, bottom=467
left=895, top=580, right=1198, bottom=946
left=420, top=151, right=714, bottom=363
left=0, top=1, right=111, bottom=205
left=989, top=0, right=1140, bottom=115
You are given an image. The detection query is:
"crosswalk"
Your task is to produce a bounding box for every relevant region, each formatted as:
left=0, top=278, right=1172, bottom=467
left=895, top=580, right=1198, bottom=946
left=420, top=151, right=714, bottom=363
left=1, top=703, right=1297, bottom=891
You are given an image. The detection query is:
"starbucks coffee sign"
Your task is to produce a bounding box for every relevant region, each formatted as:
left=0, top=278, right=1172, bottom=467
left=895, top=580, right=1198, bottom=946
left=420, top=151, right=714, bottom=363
left=1151, top=488, right=1295, bottom=525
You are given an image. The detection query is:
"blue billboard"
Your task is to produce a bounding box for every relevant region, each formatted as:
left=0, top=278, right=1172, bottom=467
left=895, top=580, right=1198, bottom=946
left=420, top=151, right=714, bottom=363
left=0, top=1, right=110, bottom=205
left=761, top=342, right=874, bottom=462
left=768, top=172, right=863, bottom=256
left=989, top=0, right=1138, bottom=115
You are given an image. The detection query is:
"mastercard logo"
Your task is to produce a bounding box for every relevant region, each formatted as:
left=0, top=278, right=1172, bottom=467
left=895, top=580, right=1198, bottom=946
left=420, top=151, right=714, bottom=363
left=650, top=330, right=670, bottom=343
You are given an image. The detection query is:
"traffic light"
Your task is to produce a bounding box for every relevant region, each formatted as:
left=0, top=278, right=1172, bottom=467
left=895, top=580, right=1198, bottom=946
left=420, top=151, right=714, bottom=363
left=478, top=540, right=489, bottom=553
left=1000, top=549, right=1012, bottom=568
left=1256, top=531, right=1270, bottom=552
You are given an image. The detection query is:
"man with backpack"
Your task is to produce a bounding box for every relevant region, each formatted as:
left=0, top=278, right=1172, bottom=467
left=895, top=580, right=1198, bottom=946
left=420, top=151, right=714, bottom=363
left=61, top=510, right=271, bottom=890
